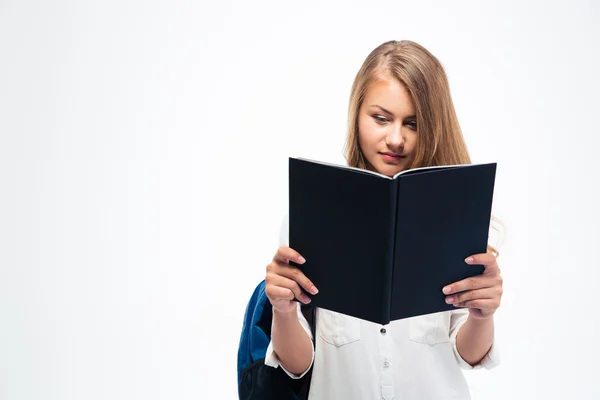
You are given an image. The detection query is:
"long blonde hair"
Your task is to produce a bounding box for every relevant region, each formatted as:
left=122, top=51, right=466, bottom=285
left=344, top=40, right=503, bottom=256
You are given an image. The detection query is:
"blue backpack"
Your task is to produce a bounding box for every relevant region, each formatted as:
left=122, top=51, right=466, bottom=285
left=237, top=280, right=315, bottom=400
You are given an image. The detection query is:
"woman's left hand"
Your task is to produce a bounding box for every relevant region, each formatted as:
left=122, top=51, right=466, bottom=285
left=442, top=253, right=503, bottom=319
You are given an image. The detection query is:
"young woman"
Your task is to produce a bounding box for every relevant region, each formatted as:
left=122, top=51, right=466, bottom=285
left=263, top=40, right=503, bottom=400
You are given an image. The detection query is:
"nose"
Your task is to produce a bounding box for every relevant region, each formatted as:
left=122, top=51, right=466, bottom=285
left=385, top=123, right=405, bottom=152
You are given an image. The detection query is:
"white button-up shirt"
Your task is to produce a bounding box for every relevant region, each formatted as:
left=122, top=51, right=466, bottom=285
left=265, top=215, right=499, bottom=400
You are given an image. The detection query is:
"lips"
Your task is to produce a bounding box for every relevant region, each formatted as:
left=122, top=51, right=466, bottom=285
left=380, top=152, right=404, bottom=158
left=380, top=152, right=406, bottom=163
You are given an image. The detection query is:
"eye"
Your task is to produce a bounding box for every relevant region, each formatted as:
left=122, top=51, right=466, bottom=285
left=405, top=120, right=417, bottom=130
left=373, top=115, right=389, bottom=124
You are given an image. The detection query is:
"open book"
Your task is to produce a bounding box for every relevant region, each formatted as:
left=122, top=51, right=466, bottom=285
left=288, top=157, right=497, bottom=325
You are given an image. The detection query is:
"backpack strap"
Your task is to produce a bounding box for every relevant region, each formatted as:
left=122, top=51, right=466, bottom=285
left=300, top=304, right=316, bottom=347
left=297, top=305, right=316, bottom=400
left=238, top=281, right=317, bottom=400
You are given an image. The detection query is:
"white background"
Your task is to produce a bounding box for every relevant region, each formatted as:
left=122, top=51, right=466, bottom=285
left=1, top=0, right=599, bottom=399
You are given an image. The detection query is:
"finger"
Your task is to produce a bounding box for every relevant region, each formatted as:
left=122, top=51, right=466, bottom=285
left=265, top=285, right=295, bottom=301
left=445, top=286, right=501, bottom=305
left=266, top=275, right=312, bottom=304
left=453, top=298, right=500, bottom=310
left=274, top=246, right=306, bottom=265
left=442, top=276, right=500, bottom=295
left=465, top=252, right=499, bottom=273
left=272, top=263, right=319, bottom=295
left=266, top=285, right=311, bottom=305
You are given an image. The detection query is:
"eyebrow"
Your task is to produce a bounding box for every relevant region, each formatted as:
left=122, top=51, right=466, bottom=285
left=369, top=105, right=416, bottom=119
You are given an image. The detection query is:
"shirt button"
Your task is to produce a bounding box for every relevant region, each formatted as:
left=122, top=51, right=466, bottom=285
left=380, top=328, right=386, bottom=334
left=383, top=360, right=390, bottom=368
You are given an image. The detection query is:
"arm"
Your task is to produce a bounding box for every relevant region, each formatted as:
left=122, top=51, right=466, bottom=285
left=456, top=314, right=494, bottom=366
left=443, top=253, right=503, bottom=367
left=264, top=246, right=318, bottom=376
left=271, top=306, right=313, bottom=375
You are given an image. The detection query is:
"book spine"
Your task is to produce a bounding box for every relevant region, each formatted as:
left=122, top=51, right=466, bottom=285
left=381, top=179, right=398, bottom=325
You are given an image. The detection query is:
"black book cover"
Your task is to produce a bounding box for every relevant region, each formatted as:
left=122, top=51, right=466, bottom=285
left=289, top=157, right=496, bottom=325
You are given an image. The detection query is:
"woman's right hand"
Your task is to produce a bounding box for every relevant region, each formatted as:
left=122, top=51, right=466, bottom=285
left=265, top=246, right=319, bottom=314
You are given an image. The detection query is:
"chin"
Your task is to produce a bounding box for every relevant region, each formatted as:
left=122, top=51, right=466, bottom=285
left=376, top=163, right=407, bottom=177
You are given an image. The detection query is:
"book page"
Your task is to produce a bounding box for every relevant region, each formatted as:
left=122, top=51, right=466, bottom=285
left=392, top=164, right=467, bottom=179
left=294, top=157, right=392, bottom=179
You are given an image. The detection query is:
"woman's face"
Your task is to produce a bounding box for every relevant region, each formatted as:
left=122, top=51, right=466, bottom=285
left=357, top=78, right=418, bottom=177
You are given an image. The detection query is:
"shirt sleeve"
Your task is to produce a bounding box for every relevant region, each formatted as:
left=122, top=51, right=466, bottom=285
left=449, top=309, right=500, bottom=370
left=264, top=301, right=315, bottom=379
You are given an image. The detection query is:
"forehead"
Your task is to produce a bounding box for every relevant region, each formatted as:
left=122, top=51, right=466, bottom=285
left=363, top=79, right=415, bottom=115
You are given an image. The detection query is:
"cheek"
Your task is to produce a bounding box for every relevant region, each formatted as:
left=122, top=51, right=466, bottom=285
left=357, top=119, right=369, bottom=149
left=357, top=119, right=381, bottom=150
left=405, top=131, right=418, bottom=151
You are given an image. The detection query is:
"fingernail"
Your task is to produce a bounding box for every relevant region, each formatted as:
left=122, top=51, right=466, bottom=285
left=298, top=256, right=306, bottom=264
left=302, top=295, right=311, bottom=304
left=443, top=286, right=451, bottom=294
left=446, top=296, right=454, bottom=304
left=310, top=286, right=319, bottom=295
left=465, top=257, right=474, bottom=263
